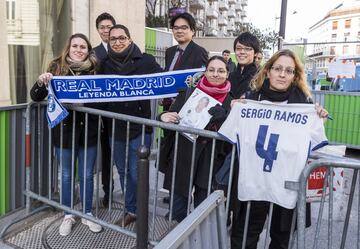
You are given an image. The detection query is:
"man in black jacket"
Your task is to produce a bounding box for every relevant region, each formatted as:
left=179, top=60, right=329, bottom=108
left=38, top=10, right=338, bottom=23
left=93, top=12, right=116, bottom=208
left=229, top=32, right=260, bottom=99
left=161, top=12, right=208, bottom=207
left=161, top=12, right=208, bottom=111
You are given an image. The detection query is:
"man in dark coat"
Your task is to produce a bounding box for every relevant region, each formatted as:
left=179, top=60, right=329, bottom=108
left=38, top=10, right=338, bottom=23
left=229, top=32, right=260, bottom=99
left=162, top=12, right=208, bottom=110
left=222, top=49, right=236, bottom=73
left=93, top=12, right=116, bottom=208
left=161, top=12, right=208, bottom=205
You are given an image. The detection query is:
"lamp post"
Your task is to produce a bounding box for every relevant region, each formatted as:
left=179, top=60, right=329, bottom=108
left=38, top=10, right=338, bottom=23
left=278, top=0, right=288, bottom=50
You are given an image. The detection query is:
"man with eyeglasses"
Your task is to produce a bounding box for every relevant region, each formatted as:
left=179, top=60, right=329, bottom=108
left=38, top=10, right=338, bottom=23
left=94, top=12, right=116, bottom=64
left=160, top=12, right=208, bottom=208
left=93, top=12, right=116, bottom=208
left=161, top=12, right=208, bottom=111
left=229, top=32, right=260, bottom=99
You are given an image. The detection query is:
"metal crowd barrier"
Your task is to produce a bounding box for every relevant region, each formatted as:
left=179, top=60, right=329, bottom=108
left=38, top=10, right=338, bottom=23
left=4, top=99, right=360, bottom=249
left=154, top=191, right=227, bottom=249
left=20, top=101, right=235, bottom=248
left=297, top=153, right=360, bottom=249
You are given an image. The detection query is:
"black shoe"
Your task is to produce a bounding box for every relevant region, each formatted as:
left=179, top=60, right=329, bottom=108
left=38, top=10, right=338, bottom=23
left=102, top=197, right=109, bottom=207
left=163, top=196, right=170, bottom=204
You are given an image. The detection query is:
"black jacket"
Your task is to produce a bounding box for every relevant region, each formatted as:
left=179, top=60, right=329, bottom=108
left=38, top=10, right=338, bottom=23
left=93, top=43, right=107, bottom=65
left=30, top=61, right=99, bottom=148
left=165, top=40, right=208, bottom=71
left=159, top=87, right=232, bottom=197
left=99, top=44, right=163, bottom=141
left=229, top=63, right=257, bottom=99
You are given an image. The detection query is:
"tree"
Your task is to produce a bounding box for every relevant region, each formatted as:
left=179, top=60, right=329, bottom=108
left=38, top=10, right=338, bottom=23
left=234, top=23, right=279, bottom=51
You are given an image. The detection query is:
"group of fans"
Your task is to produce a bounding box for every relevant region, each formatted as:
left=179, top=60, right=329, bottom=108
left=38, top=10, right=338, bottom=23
left=31, top=11, right=329, bottom=249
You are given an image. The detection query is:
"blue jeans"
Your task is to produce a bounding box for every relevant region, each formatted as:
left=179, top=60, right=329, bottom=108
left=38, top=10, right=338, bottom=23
left=112, top=134, right=151, bottom=214
left=56, top=146, right=97, bottom=214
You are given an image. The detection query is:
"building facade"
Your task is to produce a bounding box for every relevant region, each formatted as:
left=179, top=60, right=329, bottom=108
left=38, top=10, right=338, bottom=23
left=1, top=0, right=146, bottom=105
left=306, top=2, right=360, bottom=73
left=152, top=0, right=248, bottom=37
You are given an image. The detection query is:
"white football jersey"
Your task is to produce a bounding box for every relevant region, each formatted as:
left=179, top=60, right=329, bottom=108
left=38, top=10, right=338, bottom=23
left=219, top=100, right=328, bottom=209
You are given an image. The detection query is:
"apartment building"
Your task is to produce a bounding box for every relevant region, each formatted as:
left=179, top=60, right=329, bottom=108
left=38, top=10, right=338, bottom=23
left=306, top=2, right=360, bottom=73
left=152, top=0, right=248, bottom=37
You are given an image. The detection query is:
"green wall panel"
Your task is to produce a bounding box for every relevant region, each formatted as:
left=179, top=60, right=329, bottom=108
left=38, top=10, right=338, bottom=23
left=145, top=28, right=157, bottom=55
left=324, top=94, right=360, bottom=147
left=0, top=111, right=9, bottom=215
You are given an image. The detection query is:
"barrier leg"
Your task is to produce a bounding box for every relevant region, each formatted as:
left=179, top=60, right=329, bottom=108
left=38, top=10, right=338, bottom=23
left=137, top=145, right=150, bottom=249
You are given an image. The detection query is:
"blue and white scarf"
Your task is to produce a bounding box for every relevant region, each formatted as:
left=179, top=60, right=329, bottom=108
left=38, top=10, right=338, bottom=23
left=47, top=68, right=204, bottom=128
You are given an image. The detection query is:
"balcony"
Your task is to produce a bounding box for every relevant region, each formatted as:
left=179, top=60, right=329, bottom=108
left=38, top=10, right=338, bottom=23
left=205, top=27, right=218, bottom=36
left=241, top=10, right=247, bottom=18
left=206, top=8, right=219, bottom=19
left=227, top=9, right=236, bottom=18
left=189, top=0, right=206, bottom=10
left=219, top=1, right=229, bottom=11
left=227, top=24, right=235, bottom=31
left=235, top=3, right=242, bottom=10
left=228, top=0, right=236, bottom=4
left=234, top=17, right=242, bottom=24
left=241, top=0, right=248, bottom=6
left=218, top=16, right=228, bottom=26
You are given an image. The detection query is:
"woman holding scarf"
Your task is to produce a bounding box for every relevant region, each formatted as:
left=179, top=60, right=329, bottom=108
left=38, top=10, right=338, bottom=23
left=99, top=24, right=162, bottom=227
left=158, top=55, right=232, bottom=222
left=30, top=33, right=102, bottom=236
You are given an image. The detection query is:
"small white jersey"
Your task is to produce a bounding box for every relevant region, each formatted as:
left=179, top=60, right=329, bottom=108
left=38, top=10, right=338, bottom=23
left=219, top=100, right=328, bottom=209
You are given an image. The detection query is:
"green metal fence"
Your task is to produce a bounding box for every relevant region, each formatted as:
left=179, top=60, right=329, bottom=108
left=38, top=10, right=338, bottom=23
left=312, top=91, right=360, bottom=149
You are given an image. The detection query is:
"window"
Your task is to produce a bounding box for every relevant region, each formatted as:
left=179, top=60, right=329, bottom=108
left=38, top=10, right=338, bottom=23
left=6, top=0, right=15, bottom=20
left=357, top=31, right=360, bottom=40
left=357, top=45, right=360, bottom=55
left=330, top=46, right=336, bottom=55
left=344, top=32, right=350, bottom=41
left=332, top=21, right=338, bottom=30
left=331, top=34, right=337, bottom=42
left=343, top=45, right=349, bottom=55
left=345, top=19, right=351, bottom=29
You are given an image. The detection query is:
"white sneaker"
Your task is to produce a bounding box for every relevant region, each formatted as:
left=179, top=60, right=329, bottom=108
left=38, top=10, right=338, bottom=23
left=59, top=215, right=76, bottom=236
left=82, top=213, right=102, bottom=233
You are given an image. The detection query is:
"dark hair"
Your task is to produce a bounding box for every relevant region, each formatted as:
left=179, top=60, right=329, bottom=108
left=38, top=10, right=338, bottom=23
left=109, top=24, right=131, bottom=39
left=170, top=12, right=196, bottom=32
left=206, top=55, right=229, bottom=72
left=233, top=32, right=260, bottom=54
left=222, top=49, right=231, bottom=54
left=96, top=12, right=116, bottom=29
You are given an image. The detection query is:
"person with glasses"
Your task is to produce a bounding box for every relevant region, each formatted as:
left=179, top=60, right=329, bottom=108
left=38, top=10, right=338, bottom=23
left=93, top=12, right=116, bottom=64
left=99, top=24, right=162, bottom=227
left=229, top=32, right=260, bottom=99
left=93, top=12, right=116, bottom=209
left=230, top=49, right=328, bottom=249
left=161, top=12, right=208, bottom=111
left=160, top=12, right=208, bottom=205
left=158, top=56, right=232, bottom=222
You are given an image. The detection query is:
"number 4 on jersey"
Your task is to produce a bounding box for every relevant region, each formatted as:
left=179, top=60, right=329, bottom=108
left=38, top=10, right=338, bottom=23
left=256, top=125, right=279, bottom=172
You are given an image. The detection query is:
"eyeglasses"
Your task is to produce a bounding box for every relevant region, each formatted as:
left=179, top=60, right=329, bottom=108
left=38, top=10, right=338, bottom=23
left=206, top=68, right=227, bottom=75
left=173, top=25, right=190, bottom=31
left=236, top=46, right=254, bottom=53
left=271, top=65, right=295, bottom=76
left=109, top=36, right=129, bottom=44
left=98, top=25, right=112, bottom=31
